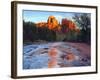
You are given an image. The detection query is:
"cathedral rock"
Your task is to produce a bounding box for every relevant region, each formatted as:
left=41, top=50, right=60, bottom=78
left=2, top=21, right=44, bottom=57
left=36, top=16, right=61, bottom=31
left=36, top=15, right=79, bottom=32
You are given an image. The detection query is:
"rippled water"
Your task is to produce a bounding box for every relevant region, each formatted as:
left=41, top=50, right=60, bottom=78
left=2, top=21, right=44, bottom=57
left=23, top=42, right=91, bottom=69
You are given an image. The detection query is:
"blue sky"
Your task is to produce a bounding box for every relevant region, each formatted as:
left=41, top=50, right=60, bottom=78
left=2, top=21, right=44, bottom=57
left=23, top=10, right=89, bottom=23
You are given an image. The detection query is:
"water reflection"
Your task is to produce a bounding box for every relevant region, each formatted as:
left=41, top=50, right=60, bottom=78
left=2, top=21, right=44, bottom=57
left=23, top=42, right=91, bottom=69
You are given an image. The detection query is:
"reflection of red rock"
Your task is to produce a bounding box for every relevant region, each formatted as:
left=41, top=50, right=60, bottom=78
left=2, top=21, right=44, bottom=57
left=48, top=48, right=58, bottom=68
left=48, top=48, right=57, bottom=58
left=66, top=53, right=75, bottom=62
left=48, top=58, right=57, bottom=68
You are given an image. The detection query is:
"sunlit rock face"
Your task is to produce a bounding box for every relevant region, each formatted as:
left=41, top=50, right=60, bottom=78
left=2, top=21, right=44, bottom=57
left=36, top=16, right=79, bottom=33
left=61, top=19, right=77, bottom=30
left=47, top=16, right=60, bottom=30
left=36, top=22, right=47, bottom=28
left=36, top=16, right=61, bottom=31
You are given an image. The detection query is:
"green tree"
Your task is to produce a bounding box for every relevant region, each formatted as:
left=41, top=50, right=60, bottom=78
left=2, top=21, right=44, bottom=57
left=73, top=13, right=91, bottom=44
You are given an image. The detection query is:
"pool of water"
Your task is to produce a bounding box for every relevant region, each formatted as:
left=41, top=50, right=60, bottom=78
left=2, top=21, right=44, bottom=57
left=23, top=42, right=91, bottom=69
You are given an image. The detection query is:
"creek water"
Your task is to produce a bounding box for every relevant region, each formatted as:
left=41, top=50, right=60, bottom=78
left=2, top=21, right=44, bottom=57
left=23, top=42, right=90, bottom=69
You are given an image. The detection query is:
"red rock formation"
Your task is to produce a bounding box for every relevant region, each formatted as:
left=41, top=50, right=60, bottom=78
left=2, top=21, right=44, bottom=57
left=36, top=16, right=61, bottom=31
left=61, top=18, right=76, bottom=31
left=36, top=22, right=47, bottom=27
left=36, top=16, right=79, bottom=33
left=47, top=16, right=59, bottom=30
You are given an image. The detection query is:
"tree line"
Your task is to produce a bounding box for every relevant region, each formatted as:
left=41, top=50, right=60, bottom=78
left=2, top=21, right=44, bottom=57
left=23, top=13, right=91, bottom=44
